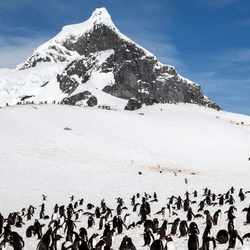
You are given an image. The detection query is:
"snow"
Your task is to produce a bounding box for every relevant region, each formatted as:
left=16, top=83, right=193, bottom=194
left=1, top=103, right=250, bottom=249
left=0, top=63, right=67, bottom=105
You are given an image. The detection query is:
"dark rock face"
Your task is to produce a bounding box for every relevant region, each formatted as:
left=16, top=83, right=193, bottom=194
left=61, top=91, right=91, bottom=105
left=87, top=96, right=98, bottom=107
left=124, top=99, right=142, bottom=111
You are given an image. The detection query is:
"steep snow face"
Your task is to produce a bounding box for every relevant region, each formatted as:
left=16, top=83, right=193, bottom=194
left=0, top=63, right=67, bottom=106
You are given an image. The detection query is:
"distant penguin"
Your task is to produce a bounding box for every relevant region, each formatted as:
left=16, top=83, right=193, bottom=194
left=179, top=220, right=188, bottom=237
left=163, top=205, right=172, bottom=220
left=87, top=216, right=95, bottom=228
left=88, top=233, right=98, bottom=249
left=98, top=216, right=105, bottom=230
left=143, top=228, right=154, bottom=246
left=239, top=188, right=246, bottom=201
left=95, top=207, right=101, bottom=218
left=216, top=229, right=228, bottom=244
left=188, top=232, right=199, bottom=250
left=228, top=229, right=243, bottom=249
left=150, top=239, right=164, bottom=250
left=170, top=218, right=180, bottom=236
left=158, top=220, right=168, bottom=239
left=124, top=213, right=130, bottom=227
left=9, top=231, right=25, bottom=250
left=200, top=236, right=216, bottom=250
left=165, top=235, right=177, bottom=250
left=213, top=209, right=221, bottom=226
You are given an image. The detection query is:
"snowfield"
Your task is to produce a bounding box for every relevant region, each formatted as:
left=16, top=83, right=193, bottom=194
left=1, top=103, right=250, bottom=250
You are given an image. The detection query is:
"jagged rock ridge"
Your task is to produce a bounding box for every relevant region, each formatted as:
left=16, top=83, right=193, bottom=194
left=17, top=8, right=221, bottom=111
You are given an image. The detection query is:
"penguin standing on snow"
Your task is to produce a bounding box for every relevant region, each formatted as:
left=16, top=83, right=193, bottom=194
left=213, top=209, right=221, bottom=226
left=170, top=218, right=180, bottom=236
left=228, top=229, right=243, bottom=249
left=165, top=235, right=177, bottom=250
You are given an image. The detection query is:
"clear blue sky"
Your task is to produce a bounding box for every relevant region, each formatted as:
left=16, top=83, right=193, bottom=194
left=1, top=0, right=250, bottom=115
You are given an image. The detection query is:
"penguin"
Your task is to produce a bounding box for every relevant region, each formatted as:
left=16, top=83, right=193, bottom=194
left=87, top=216, right=95, bottom=228
left=133, top=203, right=140, bottom=212
left=197, top=200, right=205, bottom=212
left=188, top=231, right=199, bottom=250
left=243, top=205, right=250, bottom=224
left=36, top=228, right=52, bottom=250
left=187, top=207, right=195, bottom=221
left=124, top=213, right=130, bottom=228
left=239, top=188, right=246, bottom=201
left=130, top=195, right=135, bottom=206
left=163, top=205, right=172, bottom=220
left=242, top=232, right=250, bottom=241
left=99, top=216, right=106, bottom=230
left=112, top=215, right=118, bottom=230
left=87, top=203, right=95, bottom=210
left=152, top=218, right=159, bottom=233
left=204, top=210, right=213, bottom=227
left=50, top=234, right=63, bottom=250
left=26, top=225, right=36, bottom=238
left=88, top=233, right=99, bottom=249
left=117, top=216, right=127, bottom=234
left=150, top=239, right=164, bottom=250
left=143, top=228, right=154, bottom=246
left=95, top=207, right=101, bottom=219
left=213, top=209, right=221, bottom=226
left=179, top=220, right=188, bottom=237
left=79, top=227, right=88, bottom=242
left=189, top=222, right=199, bottom=235
left=126, top=237, right=136, bottom=250
left=158, top=220, right=168, bottom=239
left=9, top=231, right=25, bottom=250
left=116, top=204, right=122, bottom=216
left=200, top=236, right=216, bottom=250
left=165, top=235, right=177, bottom=250
left=228, top=229, right=243, bottom=249
left=216, top=229, right=228, bottom=244
left=170, top=218, right=180, bottom=236
left=175, top=196, right=183, bottom=210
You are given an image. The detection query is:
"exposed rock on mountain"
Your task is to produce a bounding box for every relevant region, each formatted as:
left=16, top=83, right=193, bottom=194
left=2, top=7, right=221, bottom=111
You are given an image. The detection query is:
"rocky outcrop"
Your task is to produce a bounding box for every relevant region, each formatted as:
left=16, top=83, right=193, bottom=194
left=16, top=8, right=221, bottom=111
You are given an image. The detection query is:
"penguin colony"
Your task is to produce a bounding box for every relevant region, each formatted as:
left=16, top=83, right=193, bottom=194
left=1, top=187, right=250, bottom=250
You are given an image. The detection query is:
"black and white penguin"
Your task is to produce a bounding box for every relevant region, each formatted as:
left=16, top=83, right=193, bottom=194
left=9, top=231, right=25, bottom=250
left=216, top=229, right=228, bottom=244
left=170, top=218, right=180, bottom=236
left=200, top=236, right=216, bottom=250
left=99, top=216, right=106, bottom=230
left=179, top=220, right=188, bottom=237
left=143, top=228, right=155, bottom=246
left=87, top=216, right=95, bottom=228
left=228, top=229, right=243, bottom=249
left=150, top=239, right=164, bottom=250
left=124, top=213, right=130, bottom=228
left=88, top=233, right=98, bottom=249
left=165, top=235, right=177, bottom=250
left=213, top=209, right=221, bottom=226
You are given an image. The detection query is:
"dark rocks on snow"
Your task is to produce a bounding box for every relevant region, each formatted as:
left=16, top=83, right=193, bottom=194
left=87, top=95, right=98, bottom=107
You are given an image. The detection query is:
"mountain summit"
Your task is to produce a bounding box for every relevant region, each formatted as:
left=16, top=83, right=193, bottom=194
left=1, top=8, right=221, bottom=110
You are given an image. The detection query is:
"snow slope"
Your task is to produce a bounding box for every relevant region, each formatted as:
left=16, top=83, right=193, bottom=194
left=1, top=103, right=250, bottom=249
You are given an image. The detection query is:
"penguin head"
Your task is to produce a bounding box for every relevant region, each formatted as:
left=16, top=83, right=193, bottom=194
left=189, top=222, right=199, bottom=235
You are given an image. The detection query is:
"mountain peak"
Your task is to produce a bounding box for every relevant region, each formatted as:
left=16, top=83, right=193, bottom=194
left=54, top=7, right=117, bottom=43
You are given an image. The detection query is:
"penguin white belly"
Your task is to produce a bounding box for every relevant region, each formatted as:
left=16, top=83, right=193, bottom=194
left=124, top=216, right=130, bottom=227
left=163, top=209, right=169, bottom=220
left=166, top=242, right=177, bottom=250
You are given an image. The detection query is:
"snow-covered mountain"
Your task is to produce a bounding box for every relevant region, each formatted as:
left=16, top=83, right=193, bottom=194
left=0, top=8, right=220, bottom=110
